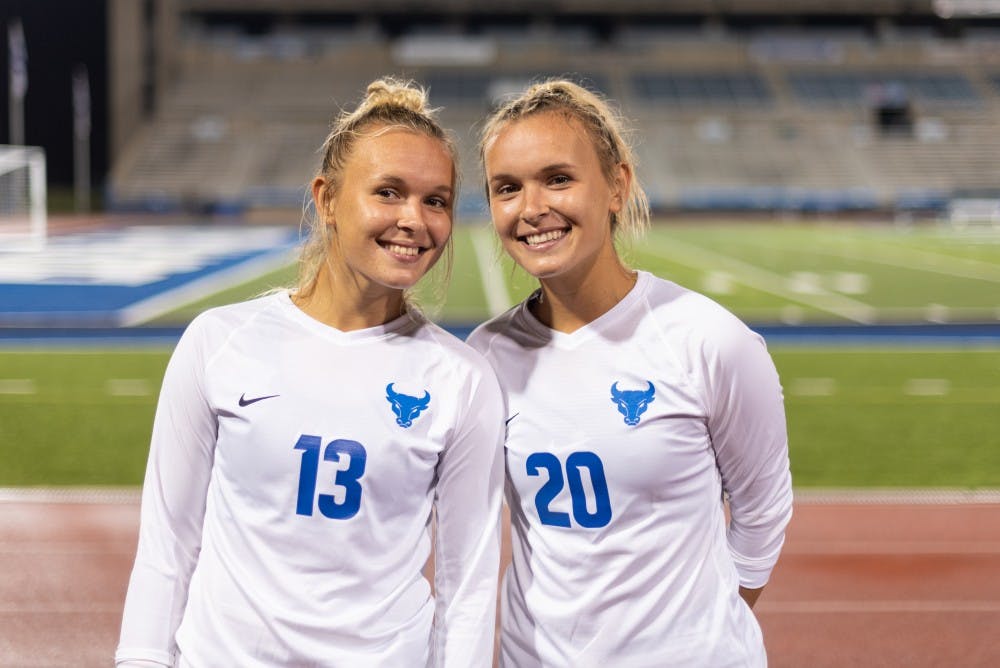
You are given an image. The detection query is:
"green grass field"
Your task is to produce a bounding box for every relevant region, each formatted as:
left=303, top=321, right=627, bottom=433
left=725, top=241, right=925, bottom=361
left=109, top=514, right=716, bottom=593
left=2, top=221, right=999, bottom=488
left=151, top=221, right=1000, bottom=327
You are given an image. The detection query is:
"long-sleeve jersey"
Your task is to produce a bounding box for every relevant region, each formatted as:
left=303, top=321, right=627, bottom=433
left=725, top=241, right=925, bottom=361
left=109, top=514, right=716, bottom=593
left=467, top=271, right=793, bottom=668
left=116, top=292, right=505, bottom=668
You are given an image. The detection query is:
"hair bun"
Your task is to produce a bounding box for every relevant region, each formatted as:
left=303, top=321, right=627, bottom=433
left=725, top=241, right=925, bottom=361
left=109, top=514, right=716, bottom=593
left=362, top=78, right=428, bottom=114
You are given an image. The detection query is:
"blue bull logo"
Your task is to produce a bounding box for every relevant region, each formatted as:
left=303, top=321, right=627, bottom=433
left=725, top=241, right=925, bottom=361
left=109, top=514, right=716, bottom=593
left=386, top=383, right=431, bottom=428
left=610, top=381, right=655, bottom=426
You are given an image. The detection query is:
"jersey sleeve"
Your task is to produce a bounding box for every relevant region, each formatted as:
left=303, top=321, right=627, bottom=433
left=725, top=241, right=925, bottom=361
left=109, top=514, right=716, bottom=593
left=116, top=317, right=218, bottom=667
left=430, top=361, right=505, bottom=668
left=704, top=321, right=793, bottom=590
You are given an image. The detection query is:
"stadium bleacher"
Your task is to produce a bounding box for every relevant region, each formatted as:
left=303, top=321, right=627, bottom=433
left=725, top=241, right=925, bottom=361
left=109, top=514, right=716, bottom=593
left=105, top=9, right=1000, bottom=216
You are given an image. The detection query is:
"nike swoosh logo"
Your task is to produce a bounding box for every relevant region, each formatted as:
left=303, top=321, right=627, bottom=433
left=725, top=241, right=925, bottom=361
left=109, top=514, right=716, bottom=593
left=239, top=393, right=279, bottom=407
left=505, top=413, right=519, bottom=426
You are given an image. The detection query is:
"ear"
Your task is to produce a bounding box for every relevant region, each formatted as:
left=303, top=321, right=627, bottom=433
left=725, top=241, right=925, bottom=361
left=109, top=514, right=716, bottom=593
left=610, top=162, right=631, bottom=214
left=312, top=177, right=335, bottom=225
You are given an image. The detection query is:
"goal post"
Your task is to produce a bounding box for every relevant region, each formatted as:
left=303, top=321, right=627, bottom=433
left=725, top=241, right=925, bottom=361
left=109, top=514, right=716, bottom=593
left=0, top=145, right=47, bottom=250
left=947, top=198, right=1000, bottom=232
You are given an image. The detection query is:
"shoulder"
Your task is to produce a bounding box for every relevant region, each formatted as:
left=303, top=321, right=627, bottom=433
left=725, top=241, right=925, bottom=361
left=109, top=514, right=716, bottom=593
left=176, top=293, right=285, bottom=356
left=466, top=303, right=527, bottom=358
left=411, top=318, right=501, bottom=382
left=639, top=272, right=766, bottom=361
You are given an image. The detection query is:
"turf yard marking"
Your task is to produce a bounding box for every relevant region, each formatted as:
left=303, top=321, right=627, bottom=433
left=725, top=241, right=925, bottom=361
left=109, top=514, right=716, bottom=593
left=643, top=236, right=878, bottom=323
left=701, top=271, right=734, bottom=295
left=470, top=227, right=511, bottom=317
left=105, top=379, right=153, bottom=397
left=736, top=227, right=1000, bottom=284
left=832, top=272, right=870, bottom=295
left=903, top=378, right=951, bottom=396
left=0, top=378, right=36, bottom=394
left=830, top=231, right=1000, bottom=284
left=788, top=272, right=823, bottom=294
left=788, top=378, right=837, bottom=396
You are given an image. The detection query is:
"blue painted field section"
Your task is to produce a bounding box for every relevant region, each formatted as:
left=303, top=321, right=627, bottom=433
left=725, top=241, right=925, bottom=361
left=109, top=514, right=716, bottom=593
left=0, top=225, right=299, bottom=327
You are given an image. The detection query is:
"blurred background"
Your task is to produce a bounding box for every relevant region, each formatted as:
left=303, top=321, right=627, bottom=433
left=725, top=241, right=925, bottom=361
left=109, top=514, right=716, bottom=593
left=3, top=0, right=1000, bottom=219
left=1, top=0, right=999, bottom=488
left=1, top=2, right=1000, bottom=666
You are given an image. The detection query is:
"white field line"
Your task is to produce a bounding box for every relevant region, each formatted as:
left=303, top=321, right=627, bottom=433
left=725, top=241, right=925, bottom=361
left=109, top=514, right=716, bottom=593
left=3, top=488, right=997, bottom=505
left=470, top=227, right=511, bottom=317
left=793, top=488, right=1000, bottom=504
left=757, top=600, right=1000, bottom=614
left=0, top=488, right=141, bottom=503
left=645, top=236, right=878, bottom=323
left=821, top=233, right=1000, bottom=284
left=726, top=230, right=1000, bottom=284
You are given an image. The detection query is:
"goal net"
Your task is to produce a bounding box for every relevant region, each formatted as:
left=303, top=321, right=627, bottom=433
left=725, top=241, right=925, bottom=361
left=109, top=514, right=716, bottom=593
left=948, top=197, right=1000, bottom=231
left=0, top=145, right=47, bottom=250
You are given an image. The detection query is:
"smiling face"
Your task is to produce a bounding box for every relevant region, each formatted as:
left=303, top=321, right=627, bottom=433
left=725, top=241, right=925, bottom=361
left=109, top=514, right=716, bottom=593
left=484, top=111, right=625, bottom=289
left=318, top=127, right=455, bottom=299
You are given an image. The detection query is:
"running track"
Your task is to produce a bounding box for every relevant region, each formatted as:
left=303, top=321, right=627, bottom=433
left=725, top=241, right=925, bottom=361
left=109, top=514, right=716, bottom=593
left=1, top=493, right=998, bottom=667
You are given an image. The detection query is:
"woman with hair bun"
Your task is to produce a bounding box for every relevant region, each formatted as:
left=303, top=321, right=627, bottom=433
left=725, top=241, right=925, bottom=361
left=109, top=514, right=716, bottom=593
left=116, top=78, right=504, bottom=668
left=468, top=79, right=793, bottom=667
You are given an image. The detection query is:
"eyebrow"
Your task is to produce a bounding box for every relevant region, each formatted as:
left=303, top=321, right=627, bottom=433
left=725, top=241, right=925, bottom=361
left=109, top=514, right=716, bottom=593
left=488, top=163, right=574, bottom=184
left=376, top=174, right=453, bottom=195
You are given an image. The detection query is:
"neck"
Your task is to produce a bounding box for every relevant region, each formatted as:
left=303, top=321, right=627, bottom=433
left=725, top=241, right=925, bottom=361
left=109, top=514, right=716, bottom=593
left=293, top=265, right=407, bottom=331
left=532, top=251, right=636, bottom=333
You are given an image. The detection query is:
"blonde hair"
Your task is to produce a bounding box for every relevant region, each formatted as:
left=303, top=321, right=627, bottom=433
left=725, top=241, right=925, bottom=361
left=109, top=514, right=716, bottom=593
left=296, top=77, right=457, bottom=298
left=479, top=79, right=650, bottom=239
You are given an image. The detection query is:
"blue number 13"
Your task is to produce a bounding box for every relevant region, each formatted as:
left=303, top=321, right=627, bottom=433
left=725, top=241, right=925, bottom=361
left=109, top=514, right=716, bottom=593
left=526, top=451, right=612, bottom=528
left=294, top=434, right=367, bottom=520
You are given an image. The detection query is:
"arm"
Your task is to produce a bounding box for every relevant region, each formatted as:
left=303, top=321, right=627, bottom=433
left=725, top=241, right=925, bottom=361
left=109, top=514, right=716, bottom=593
left=115, top=320, right=218, bottom=667
left=706, top=323, right=793, bottom=600
left=431, top=367, right=506, bottom=668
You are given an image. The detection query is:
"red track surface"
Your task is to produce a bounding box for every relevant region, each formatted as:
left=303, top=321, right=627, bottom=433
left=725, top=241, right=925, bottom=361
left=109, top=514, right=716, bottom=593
left=1, top=496, right=998, bottom=667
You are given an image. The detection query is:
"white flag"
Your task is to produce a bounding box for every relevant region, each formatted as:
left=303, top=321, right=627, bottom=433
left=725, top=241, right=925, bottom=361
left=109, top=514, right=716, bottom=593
left=8, top=19, right=27, bottom=99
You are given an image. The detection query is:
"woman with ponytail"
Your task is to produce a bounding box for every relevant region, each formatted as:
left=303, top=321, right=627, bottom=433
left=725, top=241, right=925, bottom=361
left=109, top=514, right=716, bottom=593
left=469, top=80, right=792, bottom=667
left=116, top=78, right=504, bottom=668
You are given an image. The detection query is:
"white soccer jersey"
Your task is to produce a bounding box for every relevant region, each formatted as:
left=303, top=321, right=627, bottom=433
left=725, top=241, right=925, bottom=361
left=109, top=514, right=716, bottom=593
left=467, top=271, right=793, bottom=668
left=116, top=292, right=505, bottom=668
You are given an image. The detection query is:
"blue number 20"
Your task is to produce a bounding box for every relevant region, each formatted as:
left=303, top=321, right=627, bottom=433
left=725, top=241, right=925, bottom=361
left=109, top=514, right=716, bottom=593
left=294, top=435, right=367, bottom=520
left=526, top=451, right=612, bottom=528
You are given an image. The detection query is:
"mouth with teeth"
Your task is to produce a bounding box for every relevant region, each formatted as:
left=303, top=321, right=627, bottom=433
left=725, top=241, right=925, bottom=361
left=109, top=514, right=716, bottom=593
left=521, top=229, right=568, bottom=246
left=380, top=242, right=424, bottom=257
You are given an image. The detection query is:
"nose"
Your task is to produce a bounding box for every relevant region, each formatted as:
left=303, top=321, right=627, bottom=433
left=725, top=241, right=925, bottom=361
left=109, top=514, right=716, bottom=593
left=519, top=183, right=549, bottom=224
left=396, top=198, right=427, bottom=232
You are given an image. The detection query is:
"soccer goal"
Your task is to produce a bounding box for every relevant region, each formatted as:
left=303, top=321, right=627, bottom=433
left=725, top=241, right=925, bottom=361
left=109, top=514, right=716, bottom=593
left=0, top=145, right=47, bottom=250
left=947, top=197, right=1000, bottom=232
